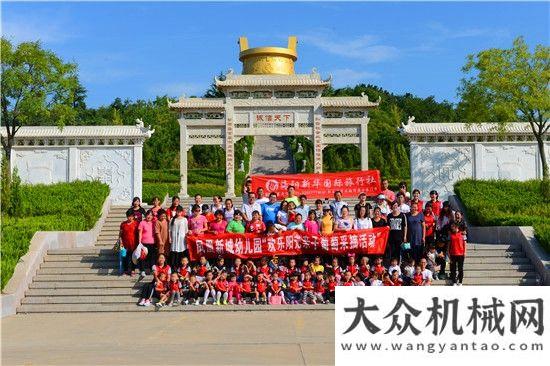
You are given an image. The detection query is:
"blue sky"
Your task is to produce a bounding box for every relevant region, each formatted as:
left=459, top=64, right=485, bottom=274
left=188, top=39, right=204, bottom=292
left=2, top=1, right=548, bottom=108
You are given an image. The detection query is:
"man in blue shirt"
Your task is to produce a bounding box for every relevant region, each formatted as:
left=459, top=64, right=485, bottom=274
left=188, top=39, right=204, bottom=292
left=261, top=192, right=280, bottom=225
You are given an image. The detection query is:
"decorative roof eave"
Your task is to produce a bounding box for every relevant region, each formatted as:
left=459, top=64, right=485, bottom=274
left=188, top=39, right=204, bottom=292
left=168, top=97, right=225, bottom=110
left=399, top=117, right=546, bottom=143
left=2, top=120, right=154, bottom=147
left=321, top=93, right=381, bottom=109
left=214, top=68, right=331, bottom=88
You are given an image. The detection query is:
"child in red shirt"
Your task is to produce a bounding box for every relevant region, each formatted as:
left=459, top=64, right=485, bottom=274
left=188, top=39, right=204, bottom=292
left=167, top=272, right=182, bottom=306
left=328, top=257, right=342, bottom=282
left=449, top=223, right=466, bottom=285
left=255, top=274, right=268, bottom=304
left=227, top=274, right=242, bottom=305
left=268, top=272, right=286, bottom=304
left=412, top=266, right=423, bottom=286
left=246, top=211, right=266, bottom=234
left=240, top=274, right=256, bottom=304
left=391, top=270, right=403, bottom=286
left=301, top=272, right=315, bottom=304
left=200, top=271, right=216, bottom=305
left=214, top=271, right=229, bottom=305
left=359, top=256, right=370, bottom=280
left=382, top=273, right=394, bottom=286
left=314, top=272, right=327, bottom=304
left=346, top=255, right=359, bottom=276
left=327, top=274, right=337, bottom=303
left=342, top=271, right=354, bottom=286
left=371, top=257, right=386, bottom=277
left=286, top=274, right=303, bottom=304
left=177, top=257, right=191, bottom=280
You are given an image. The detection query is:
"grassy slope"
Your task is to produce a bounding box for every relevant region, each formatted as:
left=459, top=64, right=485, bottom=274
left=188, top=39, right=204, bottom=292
left=454, top=179, right=549, bottom=252
left=1, top=181, right=109, bottom=289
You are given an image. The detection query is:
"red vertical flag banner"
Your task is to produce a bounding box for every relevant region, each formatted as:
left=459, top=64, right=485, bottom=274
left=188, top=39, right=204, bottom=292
left=187, top=227, right=389, bottom=261
left=250, top=170, right=381, bottom=198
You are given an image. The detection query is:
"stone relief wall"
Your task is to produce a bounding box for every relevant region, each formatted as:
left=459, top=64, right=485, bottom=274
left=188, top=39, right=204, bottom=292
left=12, top=146, right=137, bottom=204
left=78, top=147, right=134, bottom=203
left=410, top=144, right=474, bottom=200
left=410, top=142, right=548, bottom=200
left=481, top=144, right=538, bottom=180
left=14, top=148, right=69, bottom=184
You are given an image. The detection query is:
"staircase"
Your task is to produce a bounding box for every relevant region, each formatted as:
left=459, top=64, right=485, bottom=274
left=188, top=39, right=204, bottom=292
left=17, top=206, right=541, bottom=313
left=250, top=136, right=294, bottom=174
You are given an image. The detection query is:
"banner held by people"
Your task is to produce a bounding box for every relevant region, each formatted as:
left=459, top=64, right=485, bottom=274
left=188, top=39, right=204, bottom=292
left=250, top=170, right=382, bottom=198
left=187, top=227, right=389, bottom=260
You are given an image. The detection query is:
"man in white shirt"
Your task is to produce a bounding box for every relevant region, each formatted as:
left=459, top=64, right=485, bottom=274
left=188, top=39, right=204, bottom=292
left=419, top=258, right=433, bottom=286
left=330, top=190, right=348, bottom=220
left=295, top=194, right=310, bottom=219
left=255, top=187, right=269, bottom=205
left=241, top=192, right=262, bottom=222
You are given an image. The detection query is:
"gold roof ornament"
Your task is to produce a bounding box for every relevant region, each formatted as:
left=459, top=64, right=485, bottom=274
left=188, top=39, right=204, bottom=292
left=238, top=36, right=298, bottom=75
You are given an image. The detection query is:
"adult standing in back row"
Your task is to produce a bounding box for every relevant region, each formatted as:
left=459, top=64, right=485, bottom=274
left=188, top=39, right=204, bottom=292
left=330, top=190, right=348, bottom=220
left=386, top=201, right=407, bottom=266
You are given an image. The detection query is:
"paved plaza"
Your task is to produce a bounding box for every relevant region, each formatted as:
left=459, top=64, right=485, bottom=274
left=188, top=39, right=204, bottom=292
left=1, top=310, right=334, bottom=365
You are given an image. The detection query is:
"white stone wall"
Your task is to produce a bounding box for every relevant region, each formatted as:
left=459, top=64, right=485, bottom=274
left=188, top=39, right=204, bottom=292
left=410, top=142, right=548, bottom=200
left=12, top=146, right=141, bottom=204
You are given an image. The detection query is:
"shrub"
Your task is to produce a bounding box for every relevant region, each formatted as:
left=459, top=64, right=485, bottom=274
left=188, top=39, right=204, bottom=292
left=1, top=181, right=109, bottom=289
left=455, top=179, right=549, bottom=252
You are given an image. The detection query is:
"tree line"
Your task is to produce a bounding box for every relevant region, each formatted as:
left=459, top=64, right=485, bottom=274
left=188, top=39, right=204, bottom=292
left=1, top=37, right=548, bottom=196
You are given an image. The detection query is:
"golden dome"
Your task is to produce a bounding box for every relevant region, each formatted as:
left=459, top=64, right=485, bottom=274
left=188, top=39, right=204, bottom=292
left=238, top=36, right=297, bottom=75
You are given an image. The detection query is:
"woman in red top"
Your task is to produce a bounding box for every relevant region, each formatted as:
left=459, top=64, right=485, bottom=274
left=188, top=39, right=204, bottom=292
left=119, top=209, right=139, bottom=275
left=449, top=223, right=466, bottom=285
left=423, top=203, right=436, bottom=247
left=427, top=190, right=442, bottom=218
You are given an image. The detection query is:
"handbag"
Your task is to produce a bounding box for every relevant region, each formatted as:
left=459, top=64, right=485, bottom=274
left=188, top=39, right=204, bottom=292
left=113, top=239, right=121, bottom=253
left=401, top=242, right=411, bottom=250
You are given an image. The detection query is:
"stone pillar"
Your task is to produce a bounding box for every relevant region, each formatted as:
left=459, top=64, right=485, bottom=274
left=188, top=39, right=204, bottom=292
left=68, top=147, right=78, bottom=181
left=473, top=143, right=483, bottom=179
left=225, top=112, right=236, bottom=197
left=313, top=112, right=323, bottom=173
left=360, top=121, right=369, bottom=170
left=133, top=145, right=143, bottom=200
left=178, top=119, right=189, bottom=198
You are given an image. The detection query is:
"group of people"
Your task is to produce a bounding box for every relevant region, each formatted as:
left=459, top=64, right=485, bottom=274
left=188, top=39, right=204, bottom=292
left=118, top=178, right=468, bottom=307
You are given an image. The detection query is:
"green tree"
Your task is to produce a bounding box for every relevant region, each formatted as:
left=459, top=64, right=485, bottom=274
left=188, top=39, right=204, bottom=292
left=1, top=39, right=80, bottom=164
left=457, top=37, right=550, bottom=196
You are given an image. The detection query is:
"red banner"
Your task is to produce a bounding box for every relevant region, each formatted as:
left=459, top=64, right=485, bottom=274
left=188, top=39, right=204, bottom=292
left=250, top=170, right=381, bottom=199
left=187, top=227, right=389, bottom=260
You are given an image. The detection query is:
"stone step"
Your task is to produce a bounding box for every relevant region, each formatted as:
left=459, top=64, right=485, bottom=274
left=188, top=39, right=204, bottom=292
left=432, top=277, right=539, bottom=286
left=444, top=271, right=537, bottom=278
left=48, top=248, right=115, bottom=255
left=43, top=255, right=117, bottom=263
left=465, top=250, right=523, bottom=257
left=40, top=261, right=117, bottom=269
left=21, top=296, right=140, bottom=304
left=29, top=281, right=144, bottom=289
left=462, top=263, right=534, bottom=271
left=26, top=288, right=139, bottom=297
left=459, top=257, right=530, bottom=264
left=465, top=243, right=520, bottom=251
left=33, top=274, right=141, bottom=282
left=38, top=268, right=121, bottom=275
left=17, top=303, right=334, bottom=313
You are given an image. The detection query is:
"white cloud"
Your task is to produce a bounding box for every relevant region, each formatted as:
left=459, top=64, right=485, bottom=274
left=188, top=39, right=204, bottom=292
left=300, top=30, right=399, bottom=63
left=1, top=14, right=77, bottom=44
left=148, top=81, right=208, bottom=98
left=330, top=68, right=380, bottom=87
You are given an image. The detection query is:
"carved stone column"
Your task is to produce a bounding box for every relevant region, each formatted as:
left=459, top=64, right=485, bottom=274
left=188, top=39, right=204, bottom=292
left=313, top=110, right=323, bottom=174
left=225, top=113, right=236, bottom=197
left=360, top=120, right=369, bottom=170
left=178, top=119, right=189, bottom=198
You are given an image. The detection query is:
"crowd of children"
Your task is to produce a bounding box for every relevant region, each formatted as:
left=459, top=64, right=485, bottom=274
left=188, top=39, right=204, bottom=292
left=118, top=178, right=468, bottom=307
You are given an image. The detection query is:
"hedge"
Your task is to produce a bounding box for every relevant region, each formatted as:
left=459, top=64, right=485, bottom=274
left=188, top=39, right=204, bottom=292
left=454, top=179, right=549, bottom=253
left=1, top=181, right=109, bottom=289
